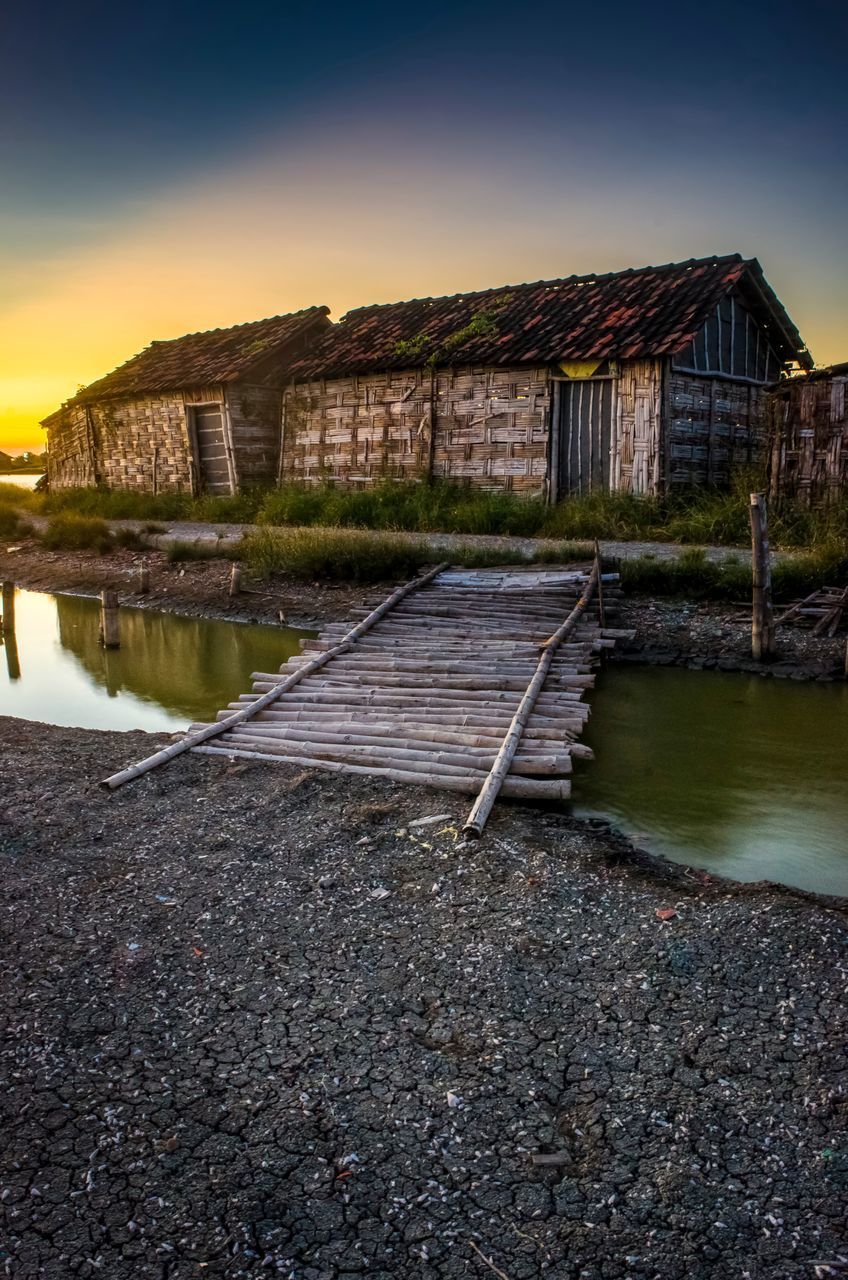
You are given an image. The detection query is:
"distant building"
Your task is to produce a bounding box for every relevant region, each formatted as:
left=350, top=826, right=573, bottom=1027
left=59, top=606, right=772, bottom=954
left=43, top=309, right=330, bottom=493
left=281, top=255, right=810, bottom=497
left=769, top=363, right=848, bottom=505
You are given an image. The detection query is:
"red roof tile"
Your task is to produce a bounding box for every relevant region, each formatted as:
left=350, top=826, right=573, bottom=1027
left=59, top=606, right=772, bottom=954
left=66, top=307, right=330, bottom=405
left=290, top=256, right=809, bottom=379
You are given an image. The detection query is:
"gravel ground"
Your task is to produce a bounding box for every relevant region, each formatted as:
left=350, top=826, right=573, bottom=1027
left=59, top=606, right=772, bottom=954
left=1, top=717, right=846, bottom=1279
left=614, top=599, right=846, bottom=680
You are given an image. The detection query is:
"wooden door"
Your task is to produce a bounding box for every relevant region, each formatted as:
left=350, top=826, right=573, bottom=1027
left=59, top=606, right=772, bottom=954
left=193, top=406, right=232, bottom=494
left=557, top=379, right=614, bottom=494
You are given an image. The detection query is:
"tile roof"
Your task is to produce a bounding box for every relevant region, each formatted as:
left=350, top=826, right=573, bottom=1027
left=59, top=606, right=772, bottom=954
left=290, top=256, right=810, bottom=379
left=65, top=307, right=330, bottom=406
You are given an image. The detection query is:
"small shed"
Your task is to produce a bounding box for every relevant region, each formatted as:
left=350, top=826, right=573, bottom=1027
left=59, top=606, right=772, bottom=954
left=43, top=308, right=330, bottom=493
left=769, top=363, right=848, bottom=505
left=280, top=255, right=810, bottom=497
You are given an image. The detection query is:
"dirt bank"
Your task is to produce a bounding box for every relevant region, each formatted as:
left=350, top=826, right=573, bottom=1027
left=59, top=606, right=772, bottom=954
left=1, top=716, right=846, bottom=1279
left=2, top=539, right=845, bottom=678
left=0, top=538, right=367, bottom=628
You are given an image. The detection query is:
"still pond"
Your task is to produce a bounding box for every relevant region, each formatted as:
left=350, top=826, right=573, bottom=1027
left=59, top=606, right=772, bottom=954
left=1, top=588, right=846, bottom=897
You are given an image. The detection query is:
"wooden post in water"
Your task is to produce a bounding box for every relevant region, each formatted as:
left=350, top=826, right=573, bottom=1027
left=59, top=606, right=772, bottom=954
left=138, top=560, right=150, bottom=594
left=1, top=581, right=20, bottom=680
left=229, top=563, right=242, bottom=597
left=99, top=589, right=121, bottom=649
left=749, top=492, right=775, bottom=662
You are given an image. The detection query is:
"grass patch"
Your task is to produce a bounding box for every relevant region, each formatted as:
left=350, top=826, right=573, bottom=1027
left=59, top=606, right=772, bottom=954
left=0, top=483, right=40, bottom=513
left=41, top=514, right=114, bottom=553
left=239, top=527, right=593, bottom=583
left=256, top=481, right=549, bottom=536
left=0, top=501, right=31, bottom=539
left=618, top=542, right=848, bottom=602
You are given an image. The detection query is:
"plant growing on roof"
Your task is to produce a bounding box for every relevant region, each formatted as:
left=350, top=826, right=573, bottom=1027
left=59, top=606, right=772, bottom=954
left=393, top=292, right=514, bottom=368
left=393, top=333, right=432, bottom=362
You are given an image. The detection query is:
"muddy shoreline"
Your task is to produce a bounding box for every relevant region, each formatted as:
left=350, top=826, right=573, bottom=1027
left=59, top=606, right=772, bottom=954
left=1, top=714, right=846, bottom=1279
left=2, top=539, right=844, bottom=680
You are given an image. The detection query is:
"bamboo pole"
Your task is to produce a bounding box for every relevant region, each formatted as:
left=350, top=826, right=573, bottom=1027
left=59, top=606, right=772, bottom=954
left=203, top=730, right=572, bottom=778
left=462, top=559, right=599, bottom=838
left=194, top=722, right=574, bottom=771
left=191, top=744, right=571, bottom=800
left=594, top=540, right=606, bottom=630
left=100, top=562, right=449, bottom=789
left=749, top=492, right=775, bottom=661
left=201, top=717, right=575, bottom=752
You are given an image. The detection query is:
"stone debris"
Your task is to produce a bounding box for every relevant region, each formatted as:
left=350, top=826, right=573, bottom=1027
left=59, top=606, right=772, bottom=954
left=0, top=714, right=845, bottom=1279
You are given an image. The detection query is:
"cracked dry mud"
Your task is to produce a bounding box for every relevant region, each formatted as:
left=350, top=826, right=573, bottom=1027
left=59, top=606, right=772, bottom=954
left=1, top=717, right=846, bottom=1279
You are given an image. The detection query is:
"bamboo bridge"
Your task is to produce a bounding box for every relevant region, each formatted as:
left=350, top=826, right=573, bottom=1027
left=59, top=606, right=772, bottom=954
left=103, top=558, right=631, bottom=836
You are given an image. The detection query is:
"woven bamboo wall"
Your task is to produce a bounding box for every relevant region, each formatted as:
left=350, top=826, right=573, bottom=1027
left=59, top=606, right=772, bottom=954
left=46, top=382, right=284, bottom=492
left=45, top=407, right=98, bottom=489
left=281, top=365, right=551, bottom=493
left=611, top=360, right=663, bottom=494
left=666, top=372, right=769, bottom=488
left=47, top=394, right=196, bottom=492
left=769, top=371, right=848, bottom=504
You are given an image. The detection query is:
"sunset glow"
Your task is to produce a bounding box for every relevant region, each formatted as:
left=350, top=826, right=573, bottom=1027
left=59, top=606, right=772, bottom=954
left=2, top=1, right=846, bottom=453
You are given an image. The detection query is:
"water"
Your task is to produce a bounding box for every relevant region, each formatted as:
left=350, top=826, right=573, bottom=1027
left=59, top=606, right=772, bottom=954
left=0, top=588, right=311, bottom=732
left=3, top=590, right=846, bottom=896
left=575, top=665, right=848, bottom=897
left=0, top=473, right=42, bottom=490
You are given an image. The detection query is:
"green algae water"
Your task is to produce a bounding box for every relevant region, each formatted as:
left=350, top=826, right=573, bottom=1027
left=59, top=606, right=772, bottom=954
left=0, top=588, right=312, bottom=732
left=574, top=665, right=848, bottom=898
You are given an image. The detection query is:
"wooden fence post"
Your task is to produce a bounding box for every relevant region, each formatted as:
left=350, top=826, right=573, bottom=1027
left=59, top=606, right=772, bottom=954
left=100, top=589, right=120, bottom=649
left=749, top=492, right=775, bottom=661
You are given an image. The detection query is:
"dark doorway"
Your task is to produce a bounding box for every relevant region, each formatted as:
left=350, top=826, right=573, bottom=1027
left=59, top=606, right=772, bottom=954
left=557, top=379, right=614, bottom=495
left=192, top=406, right=232, bottom=494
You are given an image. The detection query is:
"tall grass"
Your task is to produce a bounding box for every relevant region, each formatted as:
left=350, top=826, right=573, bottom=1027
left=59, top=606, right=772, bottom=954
left=239, top=527, right=592, bottom=583
left=0, top=501, right=31, bottom=538
left=41, top=514, right=115, bottom=553
left=619, top=542, right=848, bottom=601
left=256, top=481, right=549, bottom=536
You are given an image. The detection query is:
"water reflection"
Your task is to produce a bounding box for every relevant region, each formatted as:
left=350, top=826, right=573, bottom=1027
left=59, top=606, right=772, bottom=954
left=575, top=665, right=848, bottom=897
left=1, top=588, right=312, bottom=732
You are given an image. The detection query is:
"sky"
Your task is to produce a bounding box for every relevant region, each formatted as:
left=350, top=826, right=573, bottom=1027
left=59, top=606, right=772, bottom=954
left=1, top=0, right=846, bottom=452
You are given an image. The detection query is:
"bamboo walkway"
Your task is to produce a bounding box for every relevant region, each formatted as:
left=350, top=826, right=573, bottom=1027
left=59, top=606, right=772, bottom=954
left=178, top=561, right=632, bottom=831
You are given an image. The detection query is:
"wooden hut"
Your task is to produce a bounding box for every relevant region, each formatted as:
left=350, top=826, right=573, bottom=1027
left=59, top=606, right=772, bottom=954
left=769, top=363, right=848, bottom=505
left=43, top=308, right=330, bottom=494
left=280, top=256, right=810, bottom=498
